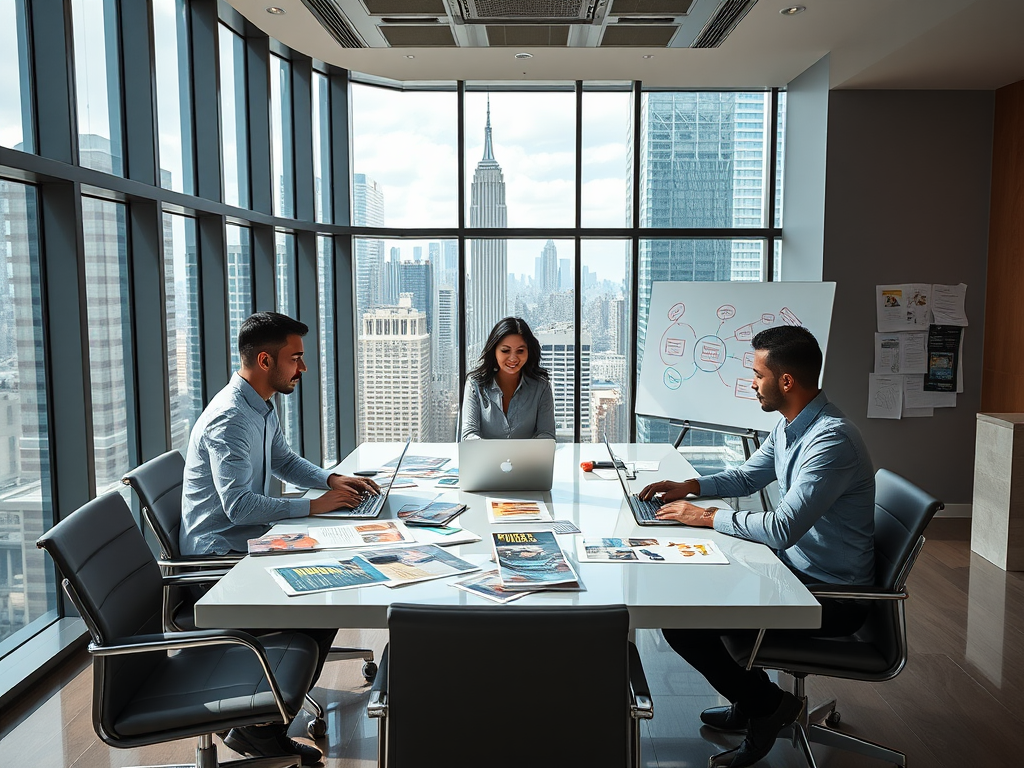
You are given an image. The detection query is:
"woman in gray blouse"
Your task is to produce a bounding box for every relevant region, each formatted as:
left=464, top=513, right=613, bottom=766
left=461, top=317, right=556, bottom=440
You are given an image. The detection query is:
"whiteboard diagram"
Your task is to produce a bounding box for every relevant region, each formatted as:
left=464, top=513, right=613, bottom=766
left=636, top=281, right=837, bottom=433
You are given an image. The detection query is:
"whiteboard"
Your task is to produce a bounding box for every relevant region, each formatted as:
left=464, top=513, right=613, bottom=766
left=636, top=281, right=836, bottom=434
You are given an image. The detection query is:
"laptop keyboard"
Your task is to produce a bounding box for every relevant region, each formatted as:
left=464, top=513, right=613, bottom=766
left=631, top=495, right=663, bottom=521
left=346, top=492, right=385, bottom=518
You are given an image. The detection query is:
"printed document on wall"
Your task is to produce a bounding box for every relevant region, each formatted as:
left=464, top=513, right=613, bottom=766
left=930, top=283, right=968, bottom=326
left=867, top=374, right=902, bottom=419
left=873, top=332, right=927, bottom=374
left=876, top=284, right=931, bottom=332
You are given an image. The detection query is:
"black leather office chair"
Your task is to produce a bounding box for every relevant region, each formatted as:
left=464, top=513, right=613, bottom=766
left=721, top=468, right=943, bottom=768
left=122, top=449, right=377, bottom=740
left=367, top=603, right=653, bottom=768
left=37, top=491, right=318, bottom=768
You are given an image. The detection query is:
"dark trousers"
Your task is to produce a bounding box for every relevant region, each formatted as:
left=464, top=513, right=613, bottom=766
left=662, top=600, right=868, bottom=718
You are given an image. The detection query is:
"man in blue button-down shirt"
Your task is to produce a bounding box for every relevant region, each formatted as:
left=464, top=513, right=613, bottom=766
left=181, top=312, right=378, bottom=766
left=639, top=326, right=875, bottom=768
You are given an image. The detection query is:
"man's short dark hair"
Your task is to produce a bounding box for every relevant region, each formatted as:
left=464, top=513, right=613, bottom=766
left=751, top=326, right=822, bottom=389
left=238, top=312, right=308, bottom=367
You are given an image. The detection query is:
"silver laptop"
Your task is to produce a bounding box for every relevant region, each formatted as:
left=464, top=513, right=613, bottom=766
left=317, top=439, right=411, bottom=518
left=602, top=435, right=678, bottom=526
left=459, top=438, right=556, bottom=492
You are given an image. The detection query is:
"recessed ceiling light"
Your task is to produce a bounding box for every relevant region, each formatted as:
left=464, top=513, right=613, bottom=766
left=514, top=52, right=533, bottom=60
left=642, top=54, right=654, bottom=59
left=266, top=6, right=285, bottom=14
left=404, top=54, right=415, bottom=59
left=780, top=5, right=805, bottom=14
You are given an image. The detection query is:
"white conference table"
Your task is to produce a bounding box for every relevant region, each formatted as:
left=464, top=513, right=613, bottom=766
left=195, top=442, right=821, bottom=631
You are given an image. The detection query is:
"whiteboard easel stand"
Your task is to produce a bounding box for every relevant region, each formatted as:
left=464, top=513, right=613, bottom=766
left=668, top=419, right=772, bottom=512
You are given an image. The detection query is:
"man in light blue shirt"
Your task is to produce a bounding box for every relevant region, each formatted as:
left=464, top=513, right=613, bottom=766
left=181, top=312, right=377, bottom=766
left=639, top=326, right=875, bottom=768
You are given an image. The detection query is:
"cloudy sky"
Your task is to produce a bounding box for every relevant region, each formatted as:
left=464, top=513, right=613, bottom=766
left=351, top=83, right=632, bottom=286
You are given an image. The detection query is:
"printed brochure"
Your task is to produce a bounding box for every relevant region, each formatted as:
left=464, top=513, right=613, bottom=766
left=397, top=500, right=467, bottom=527
left=486, top=498, right=552, bottom=524
left=451, top=569, right=534, bottom=604
left=267, top=560, right=390, bottom=595
left=491, top=530, right=582, bottom=590
left=574, top=536, right=729, bottom=565
left=345, top=544, right=480, bottom=587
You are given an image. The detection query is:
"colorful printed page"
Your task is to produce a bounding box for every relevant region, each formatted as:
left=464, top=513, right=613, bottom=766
left=575, top=537, right=729, bottom=565
left=486, top=498, right=552, bottom=524
left=248, top=531, right=321, bottom=555
left=267, top=560, right=390, bottom=596
left=346, top=544, right=480, bottom=587
left=491, top=530, right=581, bottom=590
left=306, top=520, right=416, bottom=550
left=451, top=569, right=534, bottom=604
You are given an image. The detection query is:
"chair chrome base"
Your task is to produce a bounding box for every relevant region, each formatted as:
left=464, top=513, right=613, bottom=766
left=114, top=733, right=299, bottom=768
left=781, top=676, right=906, bottom=768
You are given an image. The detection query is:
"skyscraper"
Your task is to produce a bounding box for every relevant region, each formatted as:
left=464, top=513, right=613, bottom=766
left=539, top=239, right=558, bottom=294
left=398, top=257, right=434, bottom=333
left=353, top=173, right=385, bottom=312
left=539, top=325, right=591, bottom=443
left=468, top=98, right=507, bottom=358
left=357, top=295, right=432, bottom=442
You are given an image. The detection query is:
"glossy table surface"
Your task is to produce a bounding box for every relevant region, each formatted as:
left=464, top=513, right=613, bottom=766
left=195, top=442, right=821, bottom=631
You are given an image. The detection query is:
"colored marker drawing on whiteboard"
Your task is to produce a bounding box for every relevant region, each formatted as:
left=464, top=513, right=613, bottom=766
left=636, top=282, right=836, bottom=433
left=655, top=300, right=802, bottom=400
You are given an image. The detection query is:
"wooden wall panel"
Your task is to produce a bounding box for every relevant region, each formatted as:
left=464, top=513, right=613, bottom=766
left=983, top=79, right=1024, bottom=411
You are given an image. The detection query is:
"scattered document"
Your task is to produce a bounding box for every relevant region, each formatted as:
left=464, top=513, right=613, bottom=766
left=575, top=537, right=729, bottom=565
left=384, top=454, right=449, bottom=470
left=486, top=498, right=552, bottom=524
left=930, top=283, right=968, bottom=326
left=451, top=569, right=535, bottom=603
left=491, top=530, right=582, bottom=590
left=903, top=374, right=956, bottom=409
left=306, top=520, right=416, bottom=549
left=267, top=560, right=390, bottom=595
left=876, top=283, right=932, bottom=332
left=346, top=544, right=480, bottom=587
left=248, top=531, right=323, bottom=555
left=397, top=499, right=467, bottom=527
left=409, top=525, right=482, bottom=548
left=873, top=332, right=927, bottom=374
left=867, top=374, right=903, bottom=419
left=632, top=461, right=661, bottom=472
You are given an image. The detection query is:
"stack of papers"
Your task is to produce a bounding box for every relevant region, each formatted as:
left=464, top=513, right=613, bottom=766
left=491, top=530, right=582, bottom=591
left=486, top=498, right=552, bottom=524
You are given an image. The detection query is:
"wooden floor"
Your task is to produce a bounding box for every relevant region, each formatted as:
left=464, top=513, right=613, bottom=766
left=3, top=519, right=1023, bottom=767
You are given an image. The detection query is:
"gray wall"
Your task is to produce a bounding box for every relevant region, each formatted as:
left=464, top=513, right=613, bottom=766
left=821, top=90, right=994, bottom=509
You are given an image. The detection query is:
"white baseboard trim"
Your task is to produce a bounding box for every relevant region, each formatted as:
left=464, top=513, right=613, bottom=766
left=935, top=503, right=971, bottom=518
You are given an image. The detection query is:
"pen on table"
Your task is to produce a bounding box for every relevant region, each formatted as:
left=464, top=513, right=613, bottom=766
left=580, top=460, right=626, bottom=472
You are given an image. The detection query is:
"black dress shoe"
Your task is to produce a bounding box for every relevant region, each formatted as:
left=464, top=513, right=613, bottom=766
left=223, top=726, right=324, bottom=766
left=708, top=691, right=802, bottom=768
left=701, top=703, right=749, bottom=732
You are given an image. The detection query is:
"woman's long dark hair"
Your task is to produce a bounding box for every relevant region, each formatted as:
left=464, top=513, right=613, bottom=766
left=468, top=317, right=549, bottom=385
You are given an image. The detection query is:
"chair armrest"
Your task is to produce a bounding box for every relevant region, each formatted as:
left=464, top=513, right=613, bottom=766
left=162, top=570, right=231, bottom=586
left=807, top=583, right=907, bottom=601
left=367, top=645, right=389, bottom=719
left=91, top=629, right=294, bottom=724
left=628, top=641, right=654, bottom=720
left=160, top=555, right=244, bottom=569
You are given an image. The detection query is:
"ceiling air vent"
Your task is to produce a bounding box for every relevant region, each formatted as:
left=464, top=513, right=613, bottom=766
left=452, top=0, right=601, bottom=24
left=299, top=0, right=365, bottom=48
left=613, top=17, right=677, bottom=24
left=379, top=25, right=457, bottom=46
left=364, top=0, right=447, bottom=12
left=601, top=24, right=677, bottom=46
left=609, top=0, right=694, bottom=14
left=486, top=25, right=571, bottom=45
left=691, top=0, right=758, bottom=48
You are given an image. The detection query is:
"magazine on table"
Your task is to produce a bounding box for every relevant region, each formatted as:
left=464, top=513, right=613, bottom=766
left=486, top=498, right=552, bottom=524
left=397, top=499, right=468, bottom=526
left=491, top=530, right=582, bottom=591
left=247, top=531, right=324, bottom=555
left=451, top=569, right=535, bottom=604
left=383, top=454, right=450, bottom=471
left=409, top=525, right=482, bottom=548
left=267, top=560, right=390, bottom=595
left=346, top=543, right=480, bottom=587
left=302, top=520, right=416, bottom=550
left=574, top=536, right=729, bottom=565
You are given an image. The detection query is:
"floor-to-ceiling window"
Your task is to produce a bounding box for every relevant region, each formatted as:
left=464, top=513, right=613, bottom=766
left=163, top=212, right=202, bottom=449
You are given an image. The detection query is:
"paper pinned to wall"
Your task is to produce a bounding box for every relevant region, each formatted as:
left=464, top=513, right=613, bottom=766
left=930, top=283, right=969, bottom=326
left=904, top=374, right=956, bottom=409
left=873, top=332, right=927, bottom=374
left=876, top=283, right=932, bottom=332
left=867, top=374, right=903, bottom=419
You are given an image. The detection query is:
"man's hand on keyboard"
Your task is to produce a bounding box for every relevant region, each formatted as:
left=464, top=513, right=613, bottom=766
left=654, top=500, right=718, bottom=527
left=329, top=473, right=381, bottom=496
left=638, top=478, right=700, bottom=503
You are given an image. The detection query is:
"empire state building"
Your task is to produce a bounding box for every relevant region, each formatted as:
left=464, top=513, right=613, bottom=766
left=468, top=99, right=507, bottom=358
